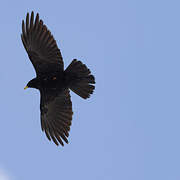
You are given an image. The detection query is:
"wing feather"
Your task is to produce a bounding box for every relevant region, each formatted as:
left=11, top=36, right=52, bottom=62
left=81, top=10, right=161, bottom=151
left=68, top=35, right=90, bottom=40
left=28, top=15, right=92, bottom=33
left=21, top=11, right=64, bottom=76
left=40, top=89, right=73, bottom=146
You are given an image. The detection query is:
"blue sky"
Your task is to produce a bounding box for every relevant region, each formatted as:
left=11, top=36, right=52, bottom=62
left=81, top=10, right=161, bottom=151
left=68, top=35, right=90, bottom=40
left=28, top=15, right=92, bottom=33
left=0, top=0, right=180, bottom=179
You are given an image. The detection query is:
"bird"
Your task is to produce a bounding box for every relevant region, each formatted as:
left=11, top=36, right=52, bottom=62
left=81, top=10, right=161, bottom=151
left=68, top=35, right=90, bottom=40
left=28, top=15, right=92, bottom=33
left=21, top=11, right=95, bottom=146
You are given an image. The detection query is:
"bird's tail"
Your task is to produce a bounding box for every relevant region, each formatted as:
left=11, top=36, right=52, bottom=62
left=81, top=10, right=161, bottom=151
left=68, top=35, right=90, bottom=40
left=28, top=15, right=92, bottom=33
left=65, top=59, right=95, bottom=99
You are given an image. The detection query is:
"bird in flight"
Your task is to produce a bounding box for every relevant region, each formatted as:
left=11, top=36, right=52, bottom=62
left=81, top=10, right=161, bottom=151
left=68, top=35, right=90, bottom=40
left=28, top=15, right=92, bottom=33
left=21, top=11, right=95, bottom=146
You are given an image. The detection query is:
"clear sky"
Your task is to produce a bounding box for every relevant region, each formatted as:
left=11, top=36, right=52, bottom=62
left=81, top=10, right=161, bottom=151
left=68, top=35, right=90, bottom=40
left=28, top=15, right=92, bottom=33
left=0, top=0, right=180, bottom=179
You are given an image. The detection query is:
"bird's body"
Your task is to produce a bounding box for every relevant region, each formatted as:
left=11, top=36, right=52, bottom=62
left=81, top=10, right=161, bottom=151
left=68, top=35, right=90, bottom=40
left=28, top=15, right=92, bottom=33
left=21, top=11, right=95, bottom=146
left=28, top=72, right=67, bottom=90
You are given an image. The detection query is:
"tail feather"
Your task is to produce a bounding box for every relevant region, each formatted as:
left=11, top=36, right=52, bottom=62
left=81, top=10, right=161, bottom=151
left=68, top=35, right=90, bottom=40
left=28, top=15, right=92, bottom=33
left=65, top=59, right=95, bottom=99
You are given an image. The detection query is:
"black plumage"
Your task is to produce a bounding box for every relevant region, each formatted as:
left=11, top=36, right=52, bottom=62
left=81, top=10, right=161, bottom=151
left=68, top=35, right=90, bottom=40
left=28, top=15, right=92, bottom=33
left=21, top=12, right=95, bottom=146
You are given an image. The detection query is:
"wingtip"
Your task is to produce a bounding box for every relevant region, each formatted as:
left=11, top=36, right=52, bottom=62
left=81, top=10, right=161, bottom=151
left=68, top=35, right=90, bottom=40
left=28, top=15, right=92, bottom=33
left=22, top=20, right=24, bottom=30
left=36, top=13, right=39, bottom=20
left=26, top=12, right=29, bottom=19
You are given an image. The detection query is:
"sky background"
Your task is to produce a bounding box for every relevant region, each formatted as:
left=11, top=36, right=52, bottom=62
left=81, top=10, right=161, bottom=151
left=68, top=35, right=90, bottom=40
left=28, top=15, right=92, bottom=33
left=0, top=0, right=180, bottom=179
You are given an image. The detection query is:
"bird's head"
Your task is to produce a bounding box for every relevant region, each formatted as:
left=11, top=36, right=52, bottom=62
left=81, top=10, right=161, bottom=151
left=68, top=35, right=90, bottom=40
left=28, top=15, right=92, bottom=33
left=24, top=78, right=41, bottom=90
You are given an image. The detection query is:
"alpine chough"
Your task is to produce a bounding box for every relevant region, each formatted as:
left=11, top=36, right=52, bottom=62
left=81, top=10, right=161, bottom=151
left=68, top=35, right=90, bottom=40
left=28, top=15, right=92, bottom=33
left=21, top=12, right=95, bottom=146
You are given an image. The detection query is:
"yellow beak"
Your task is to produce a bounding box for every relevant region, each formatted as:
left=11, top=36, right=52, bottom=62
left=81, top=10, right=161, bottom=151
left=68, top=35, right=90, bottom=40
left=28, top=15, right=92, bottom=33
left=24, top=86, right=28, bottom=90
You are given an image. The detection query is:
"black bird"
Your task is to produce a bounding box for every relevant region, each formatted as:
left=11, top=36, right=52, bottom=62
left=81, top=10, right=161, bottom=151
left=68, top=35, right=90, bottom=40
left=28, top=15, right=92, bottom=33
left=21, top=12, right=95, bottom=146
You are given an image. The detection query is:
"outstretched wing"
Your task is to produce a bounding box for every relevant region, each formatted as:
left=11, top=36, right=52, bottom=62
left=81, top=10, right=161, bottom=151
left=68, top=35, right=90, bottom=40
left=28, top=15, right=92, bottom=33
left=40, top=89, right=73, bottom=146
left=21, top=11, right=64, bottom=77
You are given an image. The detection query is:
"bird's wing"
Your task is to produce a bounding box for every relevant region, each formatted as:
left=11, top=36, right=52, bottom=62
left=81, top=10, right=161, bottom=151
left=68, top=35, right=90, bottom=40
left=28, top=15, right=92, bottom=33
left=21, top=11, right=64, bottom=77
left=40, top=89, right=73, bottom=146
